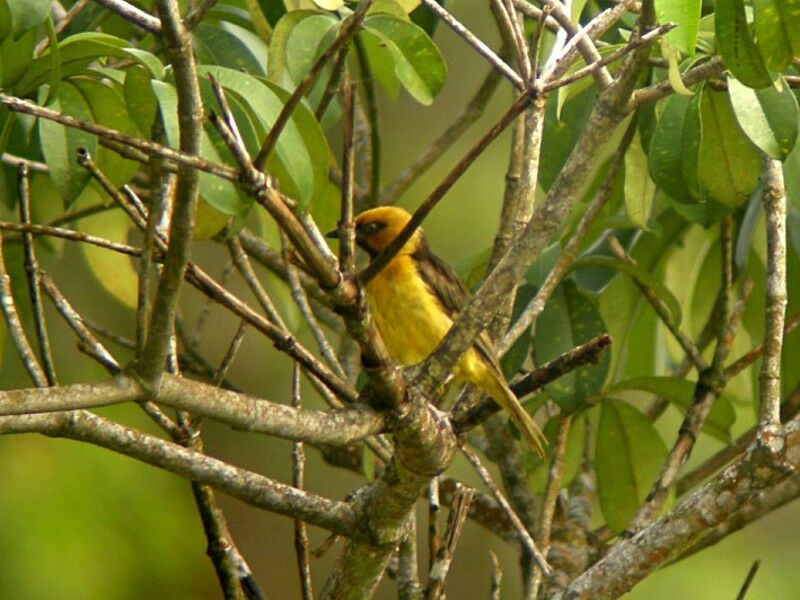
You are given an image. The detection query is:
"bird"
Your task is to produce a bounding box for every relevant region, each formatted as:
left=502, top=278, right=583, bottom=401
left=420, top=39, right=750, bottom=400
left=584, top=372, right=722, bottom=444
left=330, top=206, right=546, bottom=457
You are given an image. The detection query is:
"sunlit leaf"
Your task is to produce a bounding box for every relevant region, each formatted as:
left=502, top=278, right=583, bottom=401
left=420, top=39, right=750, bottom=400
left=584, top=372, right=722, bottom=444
left=753, top=0, right=800, bottom=72
left=715, top=0, right=772, bottom=89
left=655, top=0, right=701, bottom=55
left=363, top=15, right=446, bottom=105
left=728, top=77, right=799, bottom=161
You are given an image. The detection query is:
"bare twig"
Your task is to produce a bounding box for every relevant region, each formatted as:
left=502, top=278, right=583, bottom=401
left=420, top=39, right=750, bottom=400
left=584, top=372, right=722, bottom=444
left=425, top=484, right=474, bottom=600
left=498, top=119, right=636, bottom=353
left=454, top=334, right=612, bottom=432
left=17, top=164, right=57, bottom=385
left=759, top=157, right=788, bottom=429
left=137, top=0, right=204, bottom=382
left=35, top=0, right=90, bottom=54
left=461, top=447, right=550, bottom=574
left=0, top=93, right=238, bottom=182
left=736, top=560, right=762, bottom=600
left=92, top=0, right=162, bottom=33
left=292, top=365, right=314, bottom=600
left=338, top=75, right=356, bottom=274
left=419, top=0, right=525, bottom=89
left=0, top=409, right=362, bottom=538
left=381, top=67, right=502, bottom=206
left=0, top=229, right=47, bottom=387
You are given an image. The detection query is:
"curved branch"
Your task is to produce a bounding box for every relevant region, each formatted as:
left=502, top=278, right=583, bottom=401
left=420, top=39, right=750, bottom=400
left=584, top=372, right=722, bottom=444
left=0, top=410, right=360, bottom=538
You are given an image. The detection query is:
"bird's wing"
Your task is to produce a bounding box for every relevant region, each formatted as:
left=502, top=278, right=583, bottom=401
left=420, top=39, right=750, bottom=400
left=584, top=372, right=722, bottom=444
left=412, top=244, right=506, bottom=374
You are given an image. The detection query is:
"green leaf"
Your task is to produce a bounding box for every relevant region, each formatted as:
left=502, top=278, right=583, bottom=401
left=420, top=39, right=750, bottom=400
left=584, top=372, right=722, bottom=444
left=257, top=0, right=286, bottom=28
left=624, top=129, right=656, bottom=228
left=753, top=0, right=800, bottom=72
left=572, top=255, right=683, bottom=327
left=284, top=13, right=338, bottom=84
left=4, top=0, right=50, bottom=39
left=151, top=79, right=245, bottom=216
left=648, top=93, right=694, bottom=202
left=37, top=81, right=95, bottom=205
left=363, top=14, right=446, bottom=105
left=268, top=10, right=328, bottom=85
left=0, top=23, right=37, bottom=87
left=609, top=376, right=737, bottom=442
left=194, top=21, right=268, bottom=76
left=595, top=399, right=668, bottom=533
left=534, top=280, right=610, bottom=413
left=728, top=76, right=799, bottom=160
left=698, top=86, right=761, bottom=207
left=715, top=0, right=773, bottom=89
left=198, top=65, right=331, bottom=210
left=123, top=66, right=158, bottom=135
left=655, top=0, right=701, bottom=55
left=76, top=81, right=140, bottom=184
left=15, top=32, right=164, bottom=95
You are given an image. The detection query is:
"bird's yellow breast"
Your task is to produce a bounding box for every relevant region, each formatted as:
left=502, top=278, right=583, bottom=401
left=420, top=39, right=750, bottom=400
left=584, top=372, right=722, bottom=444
left=365, top=255, right=454, bottom=366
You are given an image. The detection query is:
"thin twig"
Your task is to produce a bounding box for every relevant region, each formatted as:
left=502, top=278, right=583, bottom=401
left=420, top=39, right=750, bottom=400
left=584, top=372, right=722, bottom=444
left=315, top=48, right=347, bottom=122
left=93, top=0, right=162, bottom=33
left=227, top=236, right=287, bottom=328
left=530, top=414, right=572, bottom=597
left=138, top=0, right=203, bottom=382
left=352, top=35, right=381, bottom=204
left=425, top=484, right=474, bottom=600
left=428, top=478, right=441, bottom=575
left=17, top=163, right=57, bottom=385
left=35, top=0, right=90, bottom=54
left=419, top=0, right=525, bottom=89
left=608, top=234, right=707, bottom=371
left=461, top=447, right=550, bottom=574
left=283, top=233, right=347, bottom=379
left=292, top=365, right=314, bottom=600
left=0, top=92, right=238, bottom=182
left=214, top=321, right=247, bottom=386
left=454, top=334, right=612, bottom=432
left=338, top=75, right=356, bottom=274
left=38, top=272, right=182, bottom=436
left=381, top=66, right=502, bottom=206
left=624, top=216, right=738, bottom=535
left=736, top=560, right=761, bottom=600
left=490, top=551, right=502, bottom=600
left=498, top=118, right=636, bottom=354
left=0, top=228, right=47, bottom=387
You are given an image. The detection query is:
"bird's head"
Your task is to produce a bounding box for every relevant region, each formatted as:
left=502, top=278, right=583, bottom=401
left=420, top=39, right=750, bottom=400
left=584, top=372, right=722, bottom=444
left=328, top=206, right=424, bottom=258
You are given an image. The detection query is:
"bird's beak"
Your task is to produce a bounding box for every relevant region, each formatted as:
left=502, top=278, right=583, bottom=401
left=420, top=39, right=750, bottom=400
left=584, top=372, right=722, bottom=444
left=325, top=228, right=338, bottom=239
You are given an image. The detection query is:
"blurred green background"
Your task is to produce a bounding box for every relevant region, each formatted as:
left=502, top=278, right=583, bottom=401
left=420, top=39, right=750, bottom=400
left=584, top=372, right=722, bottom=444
left=1, top=1, right=799, bottom=598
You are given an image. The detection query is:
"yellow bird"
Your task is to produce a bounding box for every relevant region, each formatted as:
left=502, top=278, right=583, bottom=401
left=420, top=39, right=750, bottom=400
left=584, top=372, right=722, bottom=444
left=337, top=206, right=545, bottom=456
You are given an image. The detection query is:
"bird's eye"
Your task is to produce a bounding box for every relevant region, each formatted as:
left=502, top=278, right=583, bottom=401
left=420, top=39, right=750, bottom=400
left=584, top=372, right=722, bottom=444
left=362, top=222, right=382, bottom=234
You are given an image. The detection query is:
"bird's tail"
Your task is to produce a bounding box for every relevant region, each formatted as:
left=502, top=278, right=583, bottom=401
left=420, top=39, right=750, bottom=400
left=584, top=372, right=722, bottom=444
left=486, top=376, right=547, bottom=458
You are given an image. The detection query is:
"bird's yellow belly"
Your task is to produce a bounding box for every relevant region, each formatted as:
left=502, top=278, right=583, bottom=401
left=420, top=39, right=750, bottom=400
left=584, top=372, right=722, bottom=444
left=365, top=259, right=453, bottom=366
